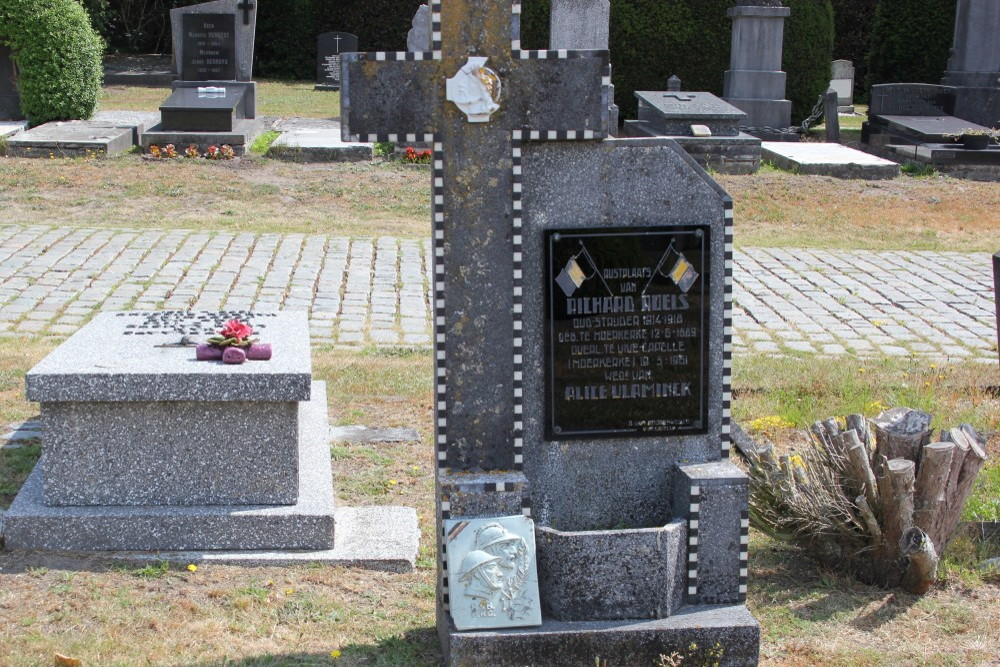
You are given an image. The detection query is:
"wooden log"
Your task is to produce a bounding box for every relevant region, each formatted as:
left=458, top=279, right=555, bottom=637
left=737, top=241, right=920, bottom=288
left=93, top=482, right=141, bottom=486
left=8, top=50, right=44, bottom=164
left=856, top=494, right=883, bottom=545
left=901, top=526, right=939, bottom=594
left=877, top=458, right=915, bottom=586
left=843, top=429, right=879, bottom=510
left=941, top=427, right=970, bottom=502
left=845, top=414, right=871, bottom=451
left=874, top=407, right=932, bottom=464
left=822, top=417, right=841, bottom=442
left=811, top=420, right=832, bottom=451
left=913, top=442, right=955, bottom=549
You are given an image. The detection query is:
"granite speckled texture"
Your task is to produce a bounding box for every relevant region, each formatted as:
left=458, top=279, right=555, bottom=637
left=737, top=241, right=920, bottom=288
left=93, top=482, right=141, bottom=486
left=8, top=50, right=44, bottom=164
left=443, top=605, right=760, bottom=666
left=26, top=311, right=311, bottom=402
left=520, top=138, right=729, bottom=532
left=536, top=521, right=686, bottom=621
left=41, top=399, right=298, bottom=506
left=4, top=382, right=335, bottom=551
left=108, top=506, right=420, bottom=572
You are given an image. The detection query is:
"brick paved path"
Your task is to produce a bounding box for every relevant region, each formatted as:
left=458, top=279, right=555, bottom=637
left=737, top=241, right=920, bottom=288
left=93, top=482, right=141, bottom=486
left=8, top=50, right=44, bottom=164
left=0, top=225, right=995, bottom=362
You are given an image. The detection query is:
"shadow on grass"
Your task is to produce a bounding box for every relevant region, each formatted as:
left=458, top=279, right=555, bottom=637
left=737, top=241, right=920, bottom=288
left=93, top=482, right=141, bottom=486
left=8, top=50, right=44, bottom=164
left=182, top=627, right=441, bottom=666
left=750, top=533, right=919, bottom=631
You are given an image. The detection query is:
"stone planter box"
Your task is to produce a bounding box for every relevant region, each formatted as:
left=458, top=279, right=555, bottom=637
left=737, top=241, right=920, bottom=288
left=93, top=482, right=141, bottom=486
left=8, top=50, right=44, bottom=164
left=536, top=520, right=687, bottom=621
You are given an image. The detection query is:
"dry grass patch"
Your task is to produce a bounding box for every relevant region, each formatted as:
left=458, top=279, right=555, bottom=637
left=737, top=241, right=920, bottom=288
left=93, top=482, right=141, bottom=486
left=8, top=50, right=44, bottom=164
left=0, top=158, right=430, bottom=237
left=719, top=170, right=1000, bottom=252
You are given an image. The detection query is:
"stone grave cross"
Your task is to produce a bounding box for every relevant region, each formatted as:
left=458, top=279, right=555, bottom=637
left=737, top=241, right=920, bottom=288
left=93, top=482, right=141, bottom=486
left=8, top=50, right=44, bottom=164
left=342, top=0, right=609, bottom=473
left=237, top=0, right=255, bottom=25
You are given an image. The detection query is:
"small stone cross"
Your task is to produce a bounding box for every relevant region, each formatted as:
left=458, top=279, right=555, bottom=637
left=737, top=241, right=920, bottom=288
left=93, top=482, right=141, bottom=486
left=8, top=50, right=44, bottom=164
left=341, top=0, right=609, bottom=472
left=237, top=0, right=255, bottom=25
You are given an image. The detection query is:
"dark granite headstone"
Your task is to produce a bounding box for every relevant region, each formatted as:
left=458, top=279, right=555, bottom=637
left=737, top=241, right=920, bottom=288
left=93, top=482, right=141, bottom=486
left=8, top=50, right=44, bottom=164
left=181, top=13, right=237, bottom=81
left=869, top=83, right=956, bottom=117
left=0, top=44, right=22, bottom=120
left=159, top=86, right=244, bottom=131
left=316, top=32, right=358, bottom=91
left=342, top=0, right=757, bottom=662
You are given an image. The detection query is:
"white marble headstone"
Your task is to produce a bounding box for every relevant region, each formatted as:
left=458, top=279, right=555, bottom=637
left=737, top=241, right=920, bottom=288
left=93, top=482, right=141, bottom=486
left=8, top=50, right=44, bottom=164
left=445, top=515, right=542, bottom=631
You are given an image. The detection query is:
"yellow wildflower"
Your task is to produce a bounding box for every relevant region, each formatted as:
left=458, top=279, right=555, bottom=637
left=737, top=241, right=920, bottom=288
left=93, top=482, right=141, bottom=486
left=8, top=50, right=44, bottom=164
left=187, top=564, right=198, bottom=572
left=331, top=650, right=342, bottom=659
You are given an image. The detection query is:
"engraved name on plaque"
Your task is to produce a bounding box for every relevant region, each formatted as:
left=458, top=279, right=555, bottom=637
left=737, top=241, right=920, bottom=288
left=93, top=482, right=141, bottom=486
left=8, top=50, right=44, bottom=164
left=182, top=14, right=237, bottom=81
left=546, top=226, right=710, bottom=439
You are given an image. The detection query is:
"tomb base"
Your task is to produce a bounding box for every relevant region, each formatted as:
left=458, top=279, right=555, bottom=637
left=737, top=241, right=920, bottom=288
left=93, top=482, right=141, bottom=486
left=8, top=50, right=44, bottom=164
left=621, top=122, right=761, bottom=174
left=440, top=604, right=760, bottom=667
left=4, top=382, right=337, bottom=552
left=142, top=116, right=264, bottom=156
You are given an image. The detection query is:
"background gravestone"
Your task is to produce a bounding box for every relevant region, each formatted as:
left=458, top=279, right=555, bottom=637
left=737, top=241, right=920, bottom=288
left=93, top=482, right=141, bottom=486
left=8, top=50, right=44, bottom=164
left=407, top=4, right=432, bottom=52
left=316, top=32, right=358, bottom=91
left=723, top=1, right=793, bottom=139
left=941, top=0, right=1000, bottom=129
left=0, top=44, right=22, bottom=120
left=830, top=59, right=854, bottom=112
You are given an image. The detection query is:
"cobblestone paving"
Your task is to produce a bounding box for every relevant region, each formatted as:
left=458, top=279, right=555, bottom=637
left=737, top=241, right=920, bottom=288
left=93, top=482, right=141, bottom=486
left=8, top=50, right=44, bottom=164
left=0, top=225, right=995, bottom=361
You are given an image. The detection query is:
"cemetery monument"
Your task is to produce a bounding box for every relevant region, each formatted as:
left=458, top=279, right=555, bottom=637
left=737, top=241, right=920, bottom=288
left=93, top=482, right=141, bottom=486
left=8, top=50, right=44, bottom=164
left=316, top=32, right=358, bottom=91
left=723, top=0, right=794, bottom=140
left=830, top=59, right=855, bottom=113
left=342, top=1, right=759, bottom=663
left=549, top=0, right=617, bottom=134
left=623, top=89, right=762, bottom=174
left=2, top=311, right=419, bottom=570
left=863, top=0, right=1000, bottom=178
left=142, top=0, right=262, bottom=155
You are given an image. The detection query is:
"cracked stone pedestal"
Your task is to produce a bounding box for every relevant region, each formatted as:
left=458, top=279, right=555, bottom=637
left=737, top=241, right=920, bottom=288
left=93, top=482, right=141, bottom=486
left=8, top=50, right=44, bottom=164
left=2, top=311, right=419, bottom=571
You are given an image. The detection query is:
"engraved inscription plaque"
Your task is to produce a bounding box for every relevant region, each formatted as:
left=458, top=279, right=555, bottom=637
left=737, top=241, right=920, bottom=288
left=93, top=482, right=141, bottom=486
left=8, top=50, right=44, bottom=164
left=546, top=226, right=709, bottom=439
left=182, top=13, right=237, bottom=81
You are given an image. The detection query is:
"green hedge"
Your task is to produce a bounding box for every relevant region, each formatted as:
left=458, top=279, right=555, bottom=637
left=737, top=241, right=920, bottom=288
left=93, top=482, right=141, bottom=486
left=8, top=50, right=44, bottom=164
left=783, top=0, right=835, bottom=124
left=0, top=0, right=104, bottom=125
left=866, top=0, right=956, bottom=95
left=830, top=0, right=876, bottom=102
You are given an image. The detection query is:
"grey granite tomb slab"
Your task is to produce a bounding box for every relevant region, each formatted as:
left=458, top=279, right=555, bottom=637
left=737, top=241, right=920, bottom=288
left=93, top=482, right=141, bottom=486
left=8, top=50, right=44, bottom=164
left=268, top=118, right=373, bottom=162
left=635, top=91, right=746, bottom=137
left=445, top=604, right=760, bottom=667
left=0, top=119, right=26, bottom=140
left=761, top=141, right=900, bottom=180
left=170, top=0, right=256, bottom=82
left=41, top=399, right=299, bottom=506
left=6, top=120, right=136, bottom=157
left=26, top=311, right=310, bottom=403
left=3, top=381, right=335, bottom=551
left=875, top=114, right=990, bottom=143
left=91, top=110, right=160, bottom=144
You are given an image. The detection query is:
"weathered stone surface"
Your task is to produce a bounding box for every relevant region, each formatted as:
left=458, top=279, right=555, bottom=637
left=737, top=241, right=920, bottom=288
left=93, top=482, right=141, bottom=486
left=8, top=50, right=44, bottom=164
left=636, top=91, right=746, bottom=137
left=170, top=0, right=257, bottom=81
left=761, top=141, right=900, bottom=180
left=536, top=521, right=686, bottom=621
left=724, top=3, right=792, bottom=131
left=26, top=311, right=311, bottom=403
left=443, top=605, right=761, bottom=667
left=550, top=0, right=610, bottom=50
left=3, top=383, right=335, bottom=551
left=268, top=117, right=372, bottom=162
left=519, top=138, right=729, bottom=531
left=6, top=120, right=135, bottom=157
left=41, top=399, right=298, bottom=506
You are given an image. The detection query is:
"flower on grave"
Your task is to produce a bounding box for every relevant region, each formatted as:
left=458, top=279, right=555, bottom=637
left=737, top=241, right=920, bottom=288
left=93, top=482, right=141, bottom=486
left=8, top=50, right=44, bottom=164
left=185, top=144, right=201, bottom=158
left=163, top=144, right=178, bottom=158
left=208, top=319, right=255, bottom=347
left=149, top=144, right=162, bottom=158
left=206, top=145, right=221, bottom=159
left=221, top=144, right=236, bottom=159
left=402, top=146, right=432, bottom=164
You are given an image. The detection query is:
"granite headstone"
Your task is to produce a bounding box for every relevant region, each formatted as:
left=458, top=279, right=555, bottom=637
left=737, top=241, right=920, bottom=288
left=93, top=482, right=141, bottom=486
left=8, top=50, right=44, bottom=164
left=830, top=59, right=854, bottom=112
left=316, top=32, right=358, bottom=91
left=0, top=43, right=22, bottom=120
left=171, top=0, right=256, bottom=82
left=407, top=4, right=432, bottom=52
left=549, top=0, right=617, bottom=134
left=342, top=0, right=758, bottom=663
left=723, top=1, right=793, bottom=139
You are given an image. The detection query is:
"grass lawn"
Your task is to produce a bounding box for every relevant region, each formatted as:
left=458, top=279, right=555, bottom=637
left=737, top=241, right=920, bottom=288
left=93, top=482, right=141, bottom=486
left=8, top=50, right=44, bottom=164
left=0, top=88, right=999, bottom=665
